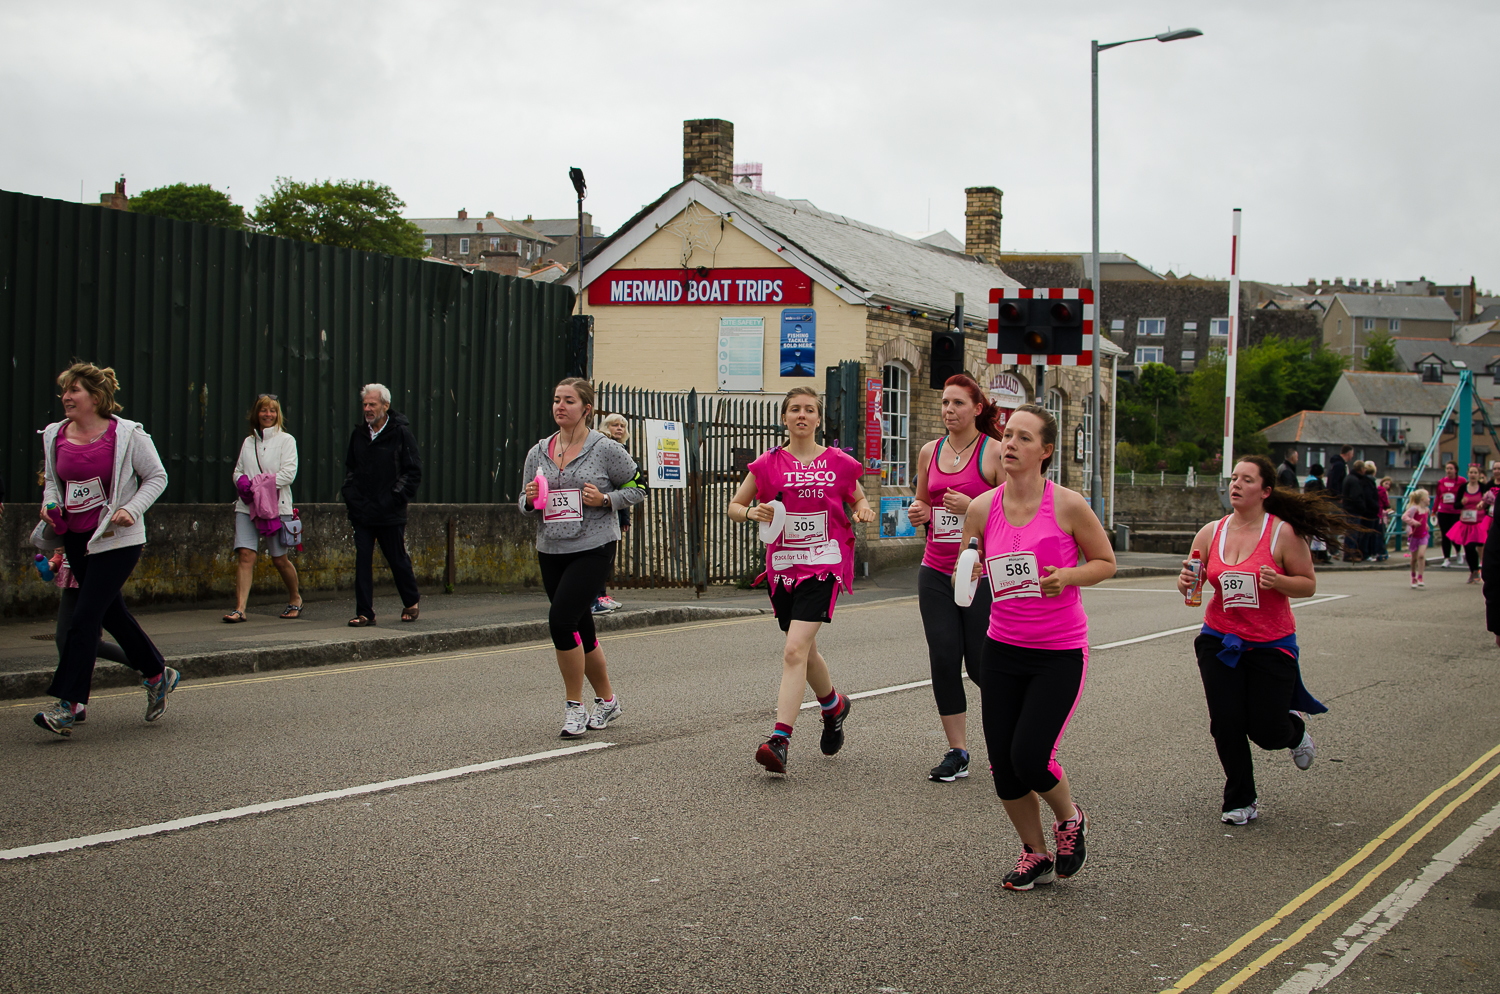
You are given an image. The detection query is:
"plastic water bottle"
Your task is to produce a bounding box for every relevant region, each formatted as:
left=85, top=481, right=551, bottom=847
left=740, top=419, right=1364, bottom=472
left=955, top=538, right=982, bottom=607
left=1185, top=549, right=1207, bottom=607
left=757, top=498, right=787, bottom=544
left=44, top=502, right=66, bottom=534
left=533, top=471, right=549, bottom=511
left=34, top=554, right=54, bottom=583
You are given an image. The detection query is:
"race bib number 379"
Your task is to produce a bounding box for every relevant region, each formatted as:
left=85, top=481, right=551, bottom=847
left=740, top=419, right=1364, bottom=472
left=932, top=508, right=963, bottom=543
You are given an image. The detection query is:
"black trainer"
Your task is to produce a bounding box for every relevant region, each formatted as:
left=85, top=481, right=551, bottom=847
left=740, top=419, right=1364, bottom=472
left=755, top=736, right=789, bottom=774
left=820, top=696, right=850, bottom=756
left=1002, top=845, right=1056, bottom=891
left=929, top=748, right=970, bottom=782
left=1052, top=805, right=1088, bottom=878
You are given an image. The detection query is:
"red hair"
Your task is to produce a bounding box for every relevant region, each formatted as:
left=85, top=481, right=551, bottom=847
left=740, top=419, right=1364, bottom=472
left=944, top=374, right=1001, bottom=439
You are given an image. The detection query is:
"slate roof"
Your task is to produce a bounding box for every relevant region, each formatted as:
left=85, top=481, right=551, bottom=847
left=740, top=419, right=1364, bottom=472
left=1392, top=337, right=1500, bottom=372
left=1337, top=371, right=1452, bottom=416
left=1332, top=293, right=1458, bottom=322
left=409, top=216, right=555, bottom=244
left=1261, top=410, right=1388, bottom=447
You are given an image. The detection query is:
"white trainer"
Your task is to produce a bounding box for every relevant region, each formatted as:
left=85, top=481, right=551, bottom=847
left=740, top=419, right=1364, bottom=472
left=560, top=701, right=589, bottom=739
left=1291, top=714, right=1316, bottom=770
left=587, top=695, right=623, bottom=730
left=1221, top=801, right=1259, bottom=826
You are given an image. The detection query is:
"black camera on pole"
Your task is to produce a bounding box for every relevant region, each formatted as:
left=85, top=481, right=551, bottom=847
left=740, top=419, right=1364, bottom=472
left=986, top=288, right=1094, bottom=366
left=929, top=329, right=965, bottom=388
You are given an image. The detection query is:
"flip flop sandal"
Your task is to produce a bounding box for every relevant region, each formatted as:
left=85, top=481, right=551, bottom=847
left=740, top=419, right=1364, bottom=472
left=222, top=610, right=248, bottom=624
left=401, top=605, right=420, bottom=623
left=348, top=616, right=376, bottom=627
left=280, top=603, right=304, bottom=619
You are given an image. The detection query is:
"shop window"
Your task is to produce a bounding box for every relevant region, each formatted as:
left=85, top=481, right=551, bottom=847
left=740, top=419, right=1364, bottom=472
left=881, top=363, right=911, bottom=487
left=1044, top=389, right=1064, bottom=484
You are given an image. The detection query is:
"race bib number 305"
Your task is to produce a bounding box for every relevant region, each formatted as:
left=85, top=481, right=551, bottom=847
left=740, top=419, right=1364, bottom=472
left=932, top=508, right=963, bottom=543
left=986, top=552, right=1041, bottom=601
left=543, top=489, right=583, bottom=523
left=1218, top=571, right=1260, bottom=610
left=782, top=511, right=828, bottom=546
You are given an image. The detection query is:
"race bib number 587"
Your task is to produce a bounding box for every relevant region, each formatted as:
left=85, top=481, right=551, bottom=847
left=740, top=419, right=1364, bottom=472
left=1218, top=571, right=1260, bottom=610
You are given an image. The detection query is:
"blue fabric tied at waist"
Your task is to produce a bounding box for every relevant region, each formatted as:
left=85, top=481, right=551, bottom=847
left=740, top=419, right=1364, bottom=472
left=1201, top=624, right=1328, bottom=715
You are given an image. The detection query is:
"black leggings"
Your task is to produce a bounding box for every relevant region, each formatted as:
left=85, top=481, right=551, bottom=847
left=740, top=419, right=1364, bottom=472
left=56, top=587, right=130, bottom=666
left=980, top=638, right=1088, bottom=801
left=538, top=543, right=615, bottom=652
left=1464, top=542, right=1482, bottom=572
left=49, top=532, right=166, bottom=705
left=1194, top=635, right=1306, bottom=812
left=1438, top=512, right=1461, bottom=559
left=916, top=564, right=990, bottom=716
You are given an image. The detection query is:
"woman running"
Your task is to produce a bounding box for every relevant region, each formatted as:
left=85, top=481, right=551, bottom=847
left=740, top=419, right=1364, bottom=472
left=1178, top=455, right=1349, bottom=826
left=727, top=386, right=876, bottom=774
left=521, top=378, right=647, bottom=738
left=1435, top=461, right=1464, bottom=568
left=1444, top=464, right=1489, bottom=584
left=958, top=404, right=1116, bottom=890
left=907, top=374, right=1004, bottom=782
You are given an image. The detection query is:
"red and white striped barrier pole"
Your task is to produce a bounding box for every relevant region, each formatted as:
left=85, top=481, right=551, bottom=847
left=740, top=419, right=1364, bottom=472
left=1221, top=209, right=1242, bottom=479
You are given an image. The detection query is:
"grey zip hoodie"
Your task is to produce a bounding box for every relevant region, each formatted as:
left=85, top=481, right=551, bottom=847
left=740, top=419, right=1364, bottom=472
left=32, top=417, right=169, bottom=554
left=520, top=430, right=646, bottom=554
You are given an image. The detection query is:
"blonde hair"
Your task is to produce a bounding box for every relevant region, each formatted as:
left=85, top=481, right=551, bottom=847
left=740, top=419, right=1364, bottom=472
left=601, top=412, right=627, bottom=429
left=1363, top=461, right=1378, bottom=475
left=1410, top=488, right=1429, bottom=507
left=57, top=361, right=122, bottom=416
left=248, top=394, right=284, bottom=433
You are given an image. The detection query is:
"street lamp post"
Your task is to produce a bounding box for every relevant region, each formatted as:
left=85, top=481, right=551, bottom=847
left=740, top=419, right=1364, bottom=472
left=1090, top=27, right=1201, bottom=518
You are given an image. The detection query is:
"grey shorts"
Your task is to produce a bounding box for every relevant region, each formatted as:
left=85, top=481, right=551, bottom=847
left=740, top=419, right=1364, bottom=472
left=234, top=511, right=292, bottom=557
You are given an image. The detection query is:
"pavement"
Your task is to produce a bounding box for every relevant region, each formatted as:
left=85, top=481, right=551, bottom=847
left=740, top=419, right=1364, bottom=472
left=0, top=566, right=1496, bottom=993
left=0, top=551, right=1437, bottom=700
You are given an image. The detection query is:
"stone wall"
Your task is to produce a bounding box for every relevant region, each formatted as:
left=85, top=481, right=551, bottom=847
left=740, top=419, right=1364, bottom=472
left=1, top=503, right=543, bottom=617
left=1112, top=484, right=1225, bottom=529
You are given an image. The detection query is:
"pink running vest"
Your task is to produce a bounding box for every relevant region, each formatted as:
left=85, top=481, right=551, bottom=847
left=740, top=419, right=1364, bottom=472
left=1202, top=514, right=1296, bottom=641
left=749, top=446, right=862, bottom=592
left=921, top=435, right=994, bottom=574
left=981, top=480, right=1088, bottom=649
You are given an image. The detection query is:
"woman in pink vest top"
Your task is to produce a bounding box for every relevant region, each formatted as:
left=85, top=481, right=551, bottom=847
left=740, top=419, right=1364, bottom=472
left=727, top=386, right=876, bottom=775
left=1178, top=455, right=1350, bottom=826
left=907, top=374, right=1003, bottom=783
left=959, top=404, right=1116, bottom=890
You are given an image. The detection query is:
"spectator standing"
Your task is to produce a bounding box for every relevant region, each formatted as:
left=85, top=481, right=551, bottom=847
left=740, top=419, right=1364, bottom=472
left=342, top=383, right=422, bottom=626
left=30, top=362, right=176, bottom=737
left=1276, top=449, right=1300, bottom=490
left=1358, top=462, right=1382, bottom=561
left=1340, top=460, right=1372, bottom=562
left=1435, top=461, right=1464, bottom=568
left=1371, top=469, right=1392, bottom=561
left=1304, top=464, right=1329, bottom=562
left=225, top=394, right=302, bottom=622
left=1326, top=445, right=1353, bottom=500
left=593, top=412, right=645, bottom=615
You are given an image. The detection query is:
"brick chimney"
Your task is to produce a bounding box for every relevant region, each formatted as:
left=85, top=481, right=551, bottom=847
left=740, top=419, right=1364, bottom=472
left=964, top=186, right=1003, bottom=262
left=683, top=119, right=734, bottom=185
left=98, top=175, right=130, bottom=211
left=458, top=209, right=468, bottom=221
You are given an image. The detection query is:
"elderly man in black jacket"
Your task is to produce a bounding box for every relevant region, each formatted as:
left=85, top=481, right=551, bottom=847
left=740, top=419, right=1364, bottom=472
left=342, top=383, right=422, bottom=626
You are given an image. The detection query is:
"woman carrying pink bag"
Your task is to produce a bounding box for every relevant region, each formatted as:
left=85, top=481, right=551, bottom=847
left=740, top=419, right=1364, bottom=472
left=225, top=394, right=302, bottom=621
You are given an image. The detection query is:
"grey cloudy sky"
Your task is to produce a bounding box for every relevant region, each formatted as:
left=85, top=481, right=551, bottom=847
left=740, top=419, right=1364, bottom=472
left=2, top=0, right=1493, bottom=291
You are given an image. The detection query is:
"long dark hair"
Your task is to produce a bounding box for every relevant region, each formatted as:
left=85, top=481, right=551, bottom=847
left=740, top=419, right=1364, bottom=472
left=1240, top=455, right=1357, bottom=544
left=944, top=373, right=1001, bottom=439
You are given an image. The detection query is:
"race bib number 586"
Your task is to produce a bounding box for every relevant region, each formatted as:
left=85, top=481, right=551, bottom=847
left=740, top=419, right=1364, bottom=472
left=986, top=552, right=1041, bottom=601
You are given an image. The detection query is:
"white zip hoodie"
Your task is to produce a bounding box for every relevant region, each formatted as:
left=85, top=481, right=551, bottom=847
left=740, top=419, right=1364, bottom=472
left=32, top=417, right=169, bottom=554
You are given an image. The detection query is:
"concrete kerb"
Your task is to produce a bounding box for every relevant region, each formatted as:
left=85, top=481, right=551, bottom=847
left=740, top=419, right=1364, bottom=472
left=0, top=604, right=768, bottom=702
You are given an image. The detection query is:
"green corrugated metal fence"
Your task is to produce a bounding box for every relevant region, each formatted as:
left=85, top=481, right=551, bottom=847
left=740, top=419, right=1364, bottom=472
left=0, top=188, right=573, bottom=505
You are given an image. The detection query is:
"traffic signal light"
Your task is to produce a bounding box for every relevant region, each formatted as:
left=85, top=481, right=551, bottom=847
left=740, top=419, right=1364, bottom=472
left=987, top=288, right=1094, bottom=366
left=929, top=330, right=965, bottom=388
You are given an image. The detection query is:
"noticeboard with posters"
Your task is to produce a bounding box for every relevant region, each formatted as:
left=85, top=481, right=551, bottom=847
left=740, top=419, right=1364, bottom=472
left=644, top=419, right=687, bottom=489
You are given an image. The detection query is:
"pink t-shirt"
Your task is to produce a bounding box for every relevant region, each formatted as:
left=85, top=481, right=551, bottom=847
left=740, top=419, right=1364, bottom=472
left=981, top=480, right=1088, bottom=649
left=56, top=421, right=117, bottom=534
left=749, top=445, right=862, bottom=592
left=1436, top=476, right=1464, bottom=512
left=921, top=434, right=995, bottom=574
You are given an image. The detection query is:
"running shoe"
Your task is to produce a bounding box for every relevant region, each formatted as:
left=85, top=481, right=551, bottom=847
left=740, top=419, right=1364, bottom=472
left=1418, top=579, right=1426, bottom=588
left=590, top=598, right=613, bottom=615
left=1221, top=801, right=1259, bottom=826
left=1002, top=845, right=1056, bottom=891
left=819, top=695, right=850, bottom=756
left=33, top=700, right=76, bottom=737
left=560, top=701, right=589, bottom=738
left=756, top=736, right=789, bottom=774
left=144, top=667, right=181, bottom=722
left=587, top=695, right=623, bottom=730
left=1440, top=557, right=1451, bottom=569
left=603, top=596, right=624, bottom=611
left=1052, top=805, right=1088, bottom=878
left=929, top=748, right=970, bottom=782
left=1291, top=716, right=1316, bottom=770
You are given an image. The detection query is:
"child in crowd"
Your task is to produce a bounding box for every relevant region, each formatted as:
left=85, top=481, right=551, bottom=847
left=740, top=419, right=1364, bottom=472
left=1402, top=488, right=1430, bottom=588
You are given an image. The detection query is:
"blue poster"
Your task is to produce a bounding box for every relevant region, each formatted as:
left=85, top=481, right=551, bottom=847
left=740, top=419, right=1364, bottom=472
left=779, top=309, right=816, bottom=377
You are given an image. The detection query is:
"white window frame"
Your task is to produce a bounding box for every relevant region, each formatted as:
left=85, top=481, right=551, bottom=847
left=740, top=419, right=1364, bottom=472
left=459, top=237, right=470, bottom=255
left=1110, top=319, right=1125, bottom=331
left=1181, top=349, right=1196, bottom=361
left=490, top=237, right=500, bottom=250
left=1135, top=346, right=1164, bottom=365
left=422, top=238, right=432, bottom=252
left=1364, top=318, right=1375, bottom=331
left=1209, top=318, right=1230, bottom=337
left=881, top=363, right=911, bottom=488
left=1390, top=319, right=1401, bottom=332
left=1138, top=317, right=1166, bottom=337
left=1082, top=393, right=1094, bottom=469
left=1183, top=321, right=1198, bottom=331
left=1044, top=389, right=1064, bottom=483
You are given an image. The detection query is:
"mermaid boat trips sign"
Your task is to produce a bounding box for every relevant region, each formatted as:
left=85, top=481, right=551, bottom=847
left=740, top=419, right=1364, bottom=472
left=588, top=268, right=813, bottom=306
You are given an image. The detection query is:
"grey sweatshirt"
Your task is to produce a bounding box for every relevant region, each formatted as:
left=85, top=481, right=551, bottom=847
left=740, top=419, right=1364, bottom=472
left=520, top=430, right=647, bottom=554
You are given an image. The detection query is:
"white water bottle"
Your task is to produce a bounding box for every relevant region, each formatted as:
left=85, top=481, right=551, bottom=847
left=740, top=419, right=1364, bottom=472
left=758, top=498, right=787, bottom=544
left=955, top=538, right=981, bottom=607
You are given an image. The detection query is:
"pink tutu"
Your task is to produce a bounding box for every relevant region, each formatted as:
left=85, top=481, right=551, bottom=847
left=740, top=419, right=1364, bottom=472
left=1446, top=516, right=1489, bottom=546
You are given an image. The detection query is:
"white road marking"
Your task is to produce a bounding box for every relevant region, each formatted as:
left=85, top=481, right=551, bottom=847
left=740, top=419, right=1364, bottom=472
left=0, top=741, right=615, bottom=861
left=1092, top=595, right=1349, bottom=651
left=1271, top=797, right=1500, bottom=993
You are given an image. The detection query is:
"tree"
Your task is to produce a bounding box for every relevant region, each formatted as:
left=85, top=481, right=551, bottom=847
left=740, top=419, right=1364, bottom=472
left=130, top=183, right=245, bottom=229
left=251, top=178, right=426, bottom=258
left=1361, top=331, right=1399, bottom=372
left=1183, top=336, right=1345, bottom=456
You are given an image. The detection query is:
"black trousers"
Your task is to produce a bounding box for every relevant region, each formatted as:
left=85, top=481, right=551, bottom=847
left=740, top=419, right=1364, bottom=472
left=1194, top=634, right=1306, bottom=812
left=539, top=543, right=614, bottom=653
left=56, top=587, right=130, bottom=666
left=916, top=564, right=990, bottom=716
left=353, top=522, right=420, bottom=620
left=1438, top=512, right=1461, bottom=559
left=48, top=532, right=166, bottom=705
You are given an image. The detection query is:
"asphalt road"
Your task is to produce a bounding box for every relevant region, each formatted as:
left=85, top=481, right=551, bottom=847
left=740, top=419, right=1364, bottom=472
left=1, top=568, right=1497, bottom=993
